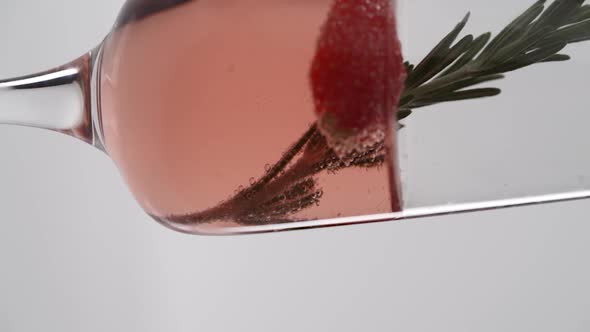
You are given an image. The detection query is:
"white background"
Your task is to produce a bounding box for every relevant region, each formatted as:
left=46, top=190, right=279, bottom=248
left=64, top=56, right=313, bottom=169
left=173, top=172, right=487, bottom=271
left=1, top=1, right=590, bottom=331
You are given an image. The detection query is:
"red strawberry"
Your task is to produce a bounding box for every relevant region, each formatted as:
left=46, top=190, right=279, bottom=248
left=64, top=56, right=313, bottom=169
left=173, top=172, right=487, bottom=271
left=310, top=0, right=406, bottom=156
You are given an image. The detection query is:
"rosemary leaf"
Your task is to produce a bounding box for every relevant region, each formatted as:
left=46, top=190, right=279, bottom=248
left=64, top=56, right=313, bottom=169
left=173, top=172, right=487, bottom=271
left=415, top=88, right=501, bottom=106
left=541, top=53, right=572, bottom=61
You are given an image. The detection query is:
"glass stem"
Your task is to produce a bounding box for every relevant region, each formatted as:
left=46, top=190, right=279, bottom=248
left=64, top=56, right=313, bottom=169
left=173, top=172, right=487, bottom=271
left=0, top=53, right=98, bottom=146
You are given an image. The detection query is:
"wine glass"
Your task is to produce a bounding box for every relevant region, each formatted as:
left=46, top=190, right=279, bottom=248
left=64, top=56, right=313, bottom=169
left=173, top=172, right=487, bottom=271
left=1, top=0, right=590, bottom=235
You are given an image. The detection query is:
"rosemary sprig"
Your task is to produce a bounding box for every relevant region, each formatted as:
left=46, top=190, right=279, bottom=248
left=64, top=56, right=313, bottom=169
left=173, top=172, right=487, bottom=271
left=398, top=0, right=590, bottom=120
left=168, top=0, right=590, bottom=226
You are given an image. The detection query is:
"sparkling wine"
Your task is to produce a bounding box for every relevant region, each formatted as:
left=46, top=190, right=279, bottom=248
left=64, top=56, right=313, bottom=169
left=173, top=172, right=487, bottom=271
left=99, top=0, right=402, bottom=233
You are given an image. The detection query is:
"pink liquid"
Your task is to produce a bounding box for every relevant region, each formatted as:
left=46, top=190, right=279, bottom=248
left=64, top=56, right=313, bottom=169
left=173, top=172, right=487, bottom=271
left=99, top=0, right=398, bottom=233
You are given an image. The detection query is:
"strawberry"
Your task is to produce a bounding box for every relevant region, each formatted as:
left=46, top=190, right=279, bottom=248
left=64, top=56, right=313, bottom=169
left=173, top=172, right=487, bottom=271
left=310, top=0, right=406, bottom=156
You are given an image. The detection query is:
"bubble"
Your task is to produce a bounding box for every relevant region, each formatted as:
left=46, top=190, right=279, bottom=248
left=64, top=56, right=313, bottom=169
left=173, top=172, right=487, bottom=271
left=249, top=177, right=256, bottom=185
